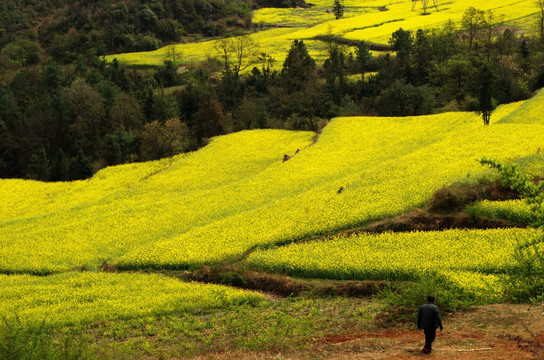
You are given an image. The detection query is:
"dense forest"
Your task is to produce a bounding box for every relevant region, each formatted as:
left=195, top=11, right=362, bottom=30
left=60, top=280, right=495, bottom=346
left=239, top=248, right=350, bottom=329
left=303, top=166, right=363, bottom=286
left=1, top=1, right=544, bottom=180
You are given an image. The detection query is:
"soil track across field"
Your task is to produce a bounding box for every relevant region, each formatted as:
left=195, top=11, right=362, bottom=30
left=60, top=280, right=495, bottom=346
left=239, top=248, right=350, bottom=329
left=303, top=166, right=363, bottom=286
left=193, top=304, right=544, bottom=359
left=321, top=303, right=544, bottom=359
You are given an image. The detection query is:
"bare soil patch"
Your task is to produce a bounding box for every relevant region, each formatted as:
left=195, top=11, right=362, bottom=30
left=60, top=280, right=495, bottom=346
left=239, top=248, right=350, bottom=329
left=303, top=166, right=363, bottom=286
left=363, top=209, right=525, bottom=233
left=194, top=304, right=544, bottom=359
left=319, top=303, right=544, bottom=360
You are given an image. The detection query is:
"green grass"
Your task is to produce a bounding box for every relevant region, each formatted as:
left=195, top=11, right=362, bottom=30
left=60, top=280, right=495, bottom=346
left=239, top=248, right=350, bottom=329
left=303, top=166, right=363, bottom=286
left=2, top=296, right=382, bottom=359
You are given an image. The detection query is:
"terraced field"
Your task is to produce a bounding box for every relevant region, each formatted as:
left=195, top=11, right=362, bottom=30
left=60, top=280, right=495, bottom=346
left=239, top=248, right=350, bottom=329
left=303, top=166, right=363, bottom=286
left=2, top=92, right=544, bottom=328
left=106, top=0, right=541, bottom=67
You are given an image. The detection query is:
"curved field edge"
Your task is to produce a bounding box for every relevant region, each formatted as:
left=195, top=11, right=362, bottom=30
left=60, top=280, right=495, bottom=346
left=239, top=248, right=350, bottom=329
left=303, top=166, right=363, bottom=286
left=116, top=101, right=544, bottom=270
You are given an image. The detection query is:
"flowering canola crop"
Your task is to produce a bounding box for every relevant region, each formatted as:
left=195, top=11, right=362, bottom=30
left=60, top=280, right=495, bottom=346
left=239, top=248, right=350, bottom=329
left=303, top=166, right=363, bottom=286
left=247, top=228, right=540, bottom=299
left=2, top=99, right=544, bottom=274
left=465, top=199, right=536, bottom=224
left=0, top=272, right=263, bottom=327
left=108, top=0, right=540, bottom=67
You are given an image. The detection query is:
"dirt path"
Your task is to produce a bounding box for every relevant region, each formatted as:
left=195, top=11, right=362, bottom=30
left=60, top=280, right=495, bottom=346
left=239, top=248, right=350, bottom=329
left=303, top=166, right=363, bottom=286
left=195, top=304, right=544, bottom=360
left=321, top=304, right=544, bottom=360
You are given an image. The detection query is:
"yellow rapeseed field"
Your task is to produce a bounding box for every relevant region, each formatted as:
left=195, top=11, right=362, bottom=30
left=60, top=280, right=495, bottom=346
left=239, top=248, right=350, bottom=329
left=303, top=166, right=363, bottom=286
left=2, top=96, right=544, bottom=276
left=0, top=272, right=263, bottom=327
left=247, top=228, right=541, bottom=299
left=465, top=199, right=536, bottom=224
left=107, top=0, right=540, bottom=67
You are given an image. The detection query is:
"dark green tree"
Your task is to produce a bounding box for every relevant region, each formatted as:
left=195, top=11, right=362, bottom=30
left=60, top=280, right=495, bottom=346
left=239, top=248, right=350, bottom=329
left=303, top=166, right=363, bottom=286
left=377, top=80, right=435, bottom=116
left=389, top=28, right=413, bottom=78
left=356, top=40, right=372, bottom=94
left=324, top=45, right=346, bottom=104
left=50, top=148, right=70, bottom=181
left=281, top=40, right=316, bottom=92
left=413, top=29, right=432, bottom=85
left=104, top=129, right=135, bottom=165
left=477, top=64, right=496, bottom=125
left=70, top=150, right=94, bottom=180
left=461, top=7, right=486, bottom=51
left=27, top=148, right=49, bottom=180
left=332, top=0, right=344, bottom=20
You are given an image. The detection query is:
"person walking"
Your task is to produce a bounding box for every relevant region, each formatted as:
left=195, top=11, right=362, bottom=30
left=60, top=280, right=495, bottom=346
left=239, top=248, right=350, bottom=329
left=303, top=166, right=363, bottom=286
left=417, top=295, right=443, bottom=354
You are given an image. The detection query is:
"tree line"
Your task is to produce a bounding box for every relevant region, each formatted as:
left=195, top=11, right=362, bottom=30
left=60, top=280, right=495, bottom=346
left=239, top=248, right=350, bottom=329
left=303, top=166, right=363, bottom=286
left=2, top=6, right=544, bottom=181
left=0, top=0, right=309, bottom=66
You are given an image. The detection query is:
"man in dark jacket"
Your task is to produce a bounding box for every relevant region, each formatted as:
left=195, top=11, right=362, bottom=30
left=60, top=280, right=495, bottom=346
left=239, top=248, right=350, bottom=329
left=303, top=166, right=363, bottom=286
left=417, top=295, right=443, bottom=354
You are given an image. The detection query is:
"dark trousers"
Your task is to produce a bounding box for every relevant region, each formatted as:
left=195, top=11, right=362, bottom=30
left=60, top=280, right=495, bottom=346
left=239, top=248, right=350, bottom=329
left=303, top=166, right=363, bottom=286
left=424, top=328, right=437, bottom=351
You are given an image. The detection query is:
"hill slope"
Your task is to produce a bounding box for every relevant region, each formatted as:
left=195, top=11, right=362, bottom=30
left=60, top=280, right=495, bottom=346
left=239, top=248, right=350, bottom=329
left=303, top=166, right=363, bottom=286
left=1, top=97, right=543, bottom=275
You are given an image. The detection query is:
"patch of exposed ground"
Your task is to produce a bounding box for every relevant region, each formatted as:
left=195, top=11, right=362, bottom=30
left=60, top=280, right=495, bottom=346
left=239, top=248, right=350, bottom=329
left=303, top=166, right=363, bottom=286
left=363, top=209, right=526, bottom=233
left=192, top=304, right=544, bottom=360
left=187, top=266, right=391, bottom=297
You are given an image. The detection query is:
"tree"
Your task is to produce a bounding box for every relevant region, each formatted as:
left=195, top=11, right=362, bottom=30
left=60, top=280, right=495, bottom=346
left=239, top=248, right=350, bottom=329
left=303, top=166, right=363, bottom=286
left=26, top=148, right=49, bottom=180
left=64, top=79, right=105, bottom=156
left=497, top=28, right=516, bottom=56
left=461, top=7, right=486, bottom=50
left=377, top=80, right=435, bottom=116
left=482, top=10, right=504, bottom=60
left=324, top=45, right=346, bottom=104
left=110, top=93, right=144, bottom=132
left=214, top=34, right=259, bottom=108
left=70, top=149, right=93, bottom=180
left=214, top=34, right=259, bottom=81
left=154, top=60, right=181, bottom=87
left=390, top=28, right=413, bottom=68
left=0, top=39, right=41, bottom=67
left=439, top=55, right=476, bottom=101
left=281, top=40, right=316, bottom=92
left=139, top=6, right=158, bottom=32
left=356, top=40, right=372, bottom=93
left=477, top=64, right=496, bottom=125
left=193, top=97, right=226, bottom=139
left=233, top=96, right=268, bottom=130
left=413, top=29, right=432, bottom=85
left=165, top=45, right=182, bottom=66
left=332, top=0, right=344, bottom=20
left=50, top=148, right=70, bottom=181
left=104, top=128, right=135, bottom=165
left=140, top=118, right=188, bottom=160
left=431, top=20, right=458, bottom=65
